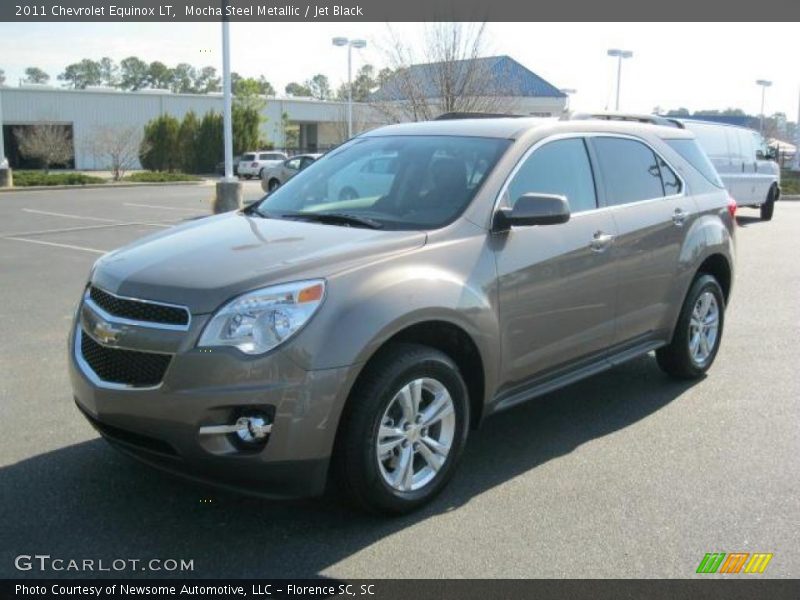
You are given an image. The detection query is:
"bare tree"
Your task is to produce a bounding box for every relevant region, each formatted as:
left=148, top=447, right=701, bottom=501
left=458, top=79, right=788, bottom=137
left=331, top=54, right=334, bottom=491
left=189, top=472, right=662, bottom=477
left=330, top=103, right=371, bottom=144
left=85, top=125, right=146, bottom=181
left=373, top=23, right=522, bottom=122
left=14, top=124, right=73, bottom=173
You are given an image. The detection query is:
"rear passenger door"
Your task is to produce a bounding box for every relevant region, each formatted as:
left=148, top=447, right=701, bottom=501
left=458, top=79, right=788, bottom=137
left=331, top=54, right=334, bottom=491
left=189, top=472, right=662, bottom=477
left=589, top=136, right=695, bottom=346
left=494, top=137, right=618, bottom=386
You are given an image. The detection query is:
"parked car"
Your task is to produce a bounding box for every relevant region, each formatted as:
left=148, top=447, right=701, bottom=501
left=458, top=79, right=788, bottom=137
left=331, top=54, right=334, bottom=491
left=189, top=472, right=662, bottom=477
left=237, top=151, right=288, bottom=179
left=679, top=120, right=780, bottom=220
left=70, top=117, right=735, bottom=514
left=261, top=153, right=322, bottom=193
left=215, top=155, right=241, bottom=176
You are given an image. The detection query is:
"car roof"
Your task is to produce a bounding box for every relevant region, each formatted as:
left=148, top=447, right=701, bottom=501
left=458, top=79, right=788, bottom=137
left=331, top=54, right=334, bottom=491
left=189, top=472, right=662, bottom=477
left=361, top=116, right=694, bottom=141
left=679, top=118, right=757, bottom=133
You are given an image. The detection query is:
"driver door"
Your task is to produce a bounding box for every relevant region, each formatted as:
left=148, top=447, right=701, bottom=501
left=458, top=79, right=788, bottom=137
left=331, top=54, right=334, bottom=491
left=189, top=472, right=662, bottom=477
left=493, top=137, right=618, bottom=387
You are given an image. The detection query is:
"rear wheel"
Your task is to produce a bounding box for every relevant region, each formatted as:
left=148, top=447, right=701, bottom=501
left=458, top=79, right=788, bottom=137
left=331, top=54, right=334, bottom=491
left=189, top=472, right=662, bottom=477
left=760, top=186, right=777, bottom=221
left=333, top=343, right=470, bottom=514
left=656, top=274, right=725, bottom=379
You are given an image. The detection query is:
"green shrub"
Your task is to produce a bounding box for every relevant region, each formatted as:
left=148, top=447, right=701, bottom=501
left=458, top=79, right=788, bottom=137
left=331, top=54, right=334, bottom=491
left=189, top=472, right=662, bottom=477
left=122, top=171, right=201, bottom=183
left=12, top=171, right=105, bottom=187
left=781, top=170, right=800, bottom=195
left=140, top=114, right=180, bottom=172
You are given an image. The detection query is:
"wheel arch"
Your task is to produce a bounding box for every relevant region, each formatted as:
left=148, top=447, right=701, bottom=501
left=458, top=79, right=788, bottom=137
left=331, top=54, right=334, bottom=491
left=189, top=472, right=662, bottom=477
left=341, top=318, right=488, bottom=433
left=696, top=253, right=732, bottom=303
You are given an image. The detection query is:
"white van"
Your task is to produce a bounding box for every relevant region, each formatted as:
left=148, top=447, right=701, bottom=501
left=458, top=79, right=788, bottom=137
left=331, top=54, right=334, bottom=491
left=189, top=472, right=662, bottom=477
left=680, top=120, right=781, bottom=220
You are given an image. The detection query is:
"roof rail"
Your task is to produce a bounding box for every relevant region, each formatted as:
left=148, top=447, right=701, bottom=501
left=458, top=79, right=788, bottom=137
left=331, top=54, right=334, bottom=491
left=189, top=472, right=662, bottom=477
left=570, top=112, right=684, bottom=129
left=434, top=112, right=525, bottom=120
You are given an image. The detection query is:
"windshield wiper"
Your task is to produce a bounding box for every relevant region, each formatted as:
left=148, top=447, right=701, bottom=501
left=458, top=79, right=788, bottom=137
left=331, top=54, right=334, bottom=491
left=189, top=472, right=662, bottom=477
left=280, top=211, right=383, bottom=229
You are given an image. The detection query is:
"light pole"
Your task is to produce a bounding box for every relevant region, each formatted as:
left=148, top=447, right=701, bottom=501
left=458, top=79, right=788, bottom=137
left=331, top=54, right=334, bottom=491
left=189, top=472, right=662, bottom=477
left=0, top=84, right=10, bottom=187
left=756, top=79, right=772, bottom=135
left=214, top=8, right=242, bottom=213
left=607, top=48, right=633, bottom=111
left=332, top=36, right=366, bottom=139
left=559, top=88, right=577, bottom=113
left=792, top=86, right=800, bottom=172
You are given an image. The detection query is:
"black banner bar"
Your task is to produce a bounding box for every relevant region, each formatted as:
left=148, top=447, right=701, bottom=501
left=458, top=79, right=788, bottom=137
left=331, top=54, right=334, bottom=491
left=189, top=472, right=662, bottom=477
left=3, top=580, right=800, bottom=600
left=2, top=0, right=800, bottom=22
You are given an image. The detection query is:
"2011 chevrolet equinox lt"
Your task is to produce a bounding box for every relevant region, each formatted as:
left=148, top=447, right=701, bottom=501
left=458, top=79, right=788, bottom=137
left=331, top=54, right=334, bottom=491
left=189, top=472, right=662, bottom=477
left=70, top=117, right=735, bottom=514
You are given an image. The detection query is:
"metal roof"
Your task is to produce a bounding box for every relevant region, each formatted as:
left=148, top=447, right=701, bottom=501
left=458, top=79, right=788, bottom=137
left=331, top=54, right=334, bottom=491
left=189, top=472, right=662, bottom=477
left=370, top=56, right=566, bottom=102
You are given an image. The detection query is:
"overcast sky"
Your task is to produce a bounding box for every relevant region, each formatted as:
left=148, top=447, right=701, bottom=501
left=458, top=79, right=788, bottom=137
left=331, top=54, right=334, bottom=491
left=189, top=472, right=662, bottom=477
left=1, top=22, right=798, bottom=120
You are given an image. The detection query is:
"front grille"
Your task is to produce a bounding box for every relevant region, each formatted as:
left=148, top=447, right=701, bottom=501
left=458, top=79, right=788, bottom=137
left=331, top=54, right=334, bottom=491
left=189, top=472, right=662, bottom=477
left=80, top=330, right=171, bottom=387
left=89, top=286, right=189, bottom=326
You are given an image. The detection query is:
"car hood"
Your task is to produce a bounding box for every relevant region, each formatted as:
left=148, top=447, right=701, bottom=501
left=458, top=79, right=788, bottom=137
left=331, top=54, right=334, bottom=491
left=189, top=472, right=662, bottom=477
left=91, top=212, right=426, bottom=314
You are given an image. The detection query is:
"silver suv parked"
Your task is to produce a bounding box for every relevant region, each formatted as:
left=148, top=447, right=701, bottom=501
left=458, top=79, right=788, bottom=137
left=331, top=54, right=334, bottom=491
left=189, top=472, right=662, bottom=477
left=70, top=117, right=735, bottom=514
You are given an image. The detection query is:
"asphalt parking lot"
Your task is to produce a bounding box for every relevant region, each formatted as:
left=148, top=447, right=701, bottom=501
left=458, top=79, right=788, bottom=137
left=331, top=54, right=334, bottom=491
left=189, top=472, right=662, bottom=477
left=1, top=183, right=798, bottom=579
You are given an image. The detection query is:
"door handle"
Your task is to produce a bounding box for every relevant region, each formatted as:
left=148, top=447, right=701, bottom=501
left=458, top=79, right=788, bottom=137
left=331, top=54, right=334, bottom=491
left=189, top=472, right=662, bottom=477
left=672, top=208, right=687, bottom=227
left=590, top=231, right=615, bottom=253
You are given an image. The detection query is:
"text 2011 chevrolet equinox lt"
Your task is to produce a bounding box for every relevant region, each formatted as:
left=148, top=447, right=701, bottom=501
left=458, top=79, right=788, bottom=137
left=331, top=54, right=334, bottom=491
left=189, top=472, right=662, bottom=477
left=70, top=117, right=735, bottom=514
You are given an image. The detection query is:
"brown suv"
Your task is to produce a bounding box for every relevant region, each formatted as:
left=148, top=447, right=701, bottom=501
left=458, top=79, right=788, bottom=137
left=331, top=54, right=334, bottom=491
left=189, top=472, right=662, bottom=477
left=70, top=117, right=735, bottom=513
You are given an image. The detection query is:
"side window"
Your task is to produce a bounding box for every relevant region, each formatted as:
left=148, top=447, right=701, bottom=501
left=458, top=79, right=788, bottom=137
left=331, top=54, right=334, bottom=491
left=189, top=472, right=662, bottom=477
left=657, top=157, right=682, bottom=196
left=592, top=137, right=665, bottom=206
left=751, top=131, right=768, bottom=159
left=506, top=138, right=597, bottom=214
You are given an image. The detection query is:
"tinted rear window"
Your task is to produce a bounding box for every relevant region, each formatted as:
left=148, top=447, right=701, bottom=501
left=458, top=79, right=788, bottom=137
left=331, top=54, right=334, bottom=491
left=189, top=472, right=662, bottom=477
left=592, top=138, right=666, bottom=206
left=665, top=139, right=724, bottom=188
left=241, top=154, right=256, bottom=161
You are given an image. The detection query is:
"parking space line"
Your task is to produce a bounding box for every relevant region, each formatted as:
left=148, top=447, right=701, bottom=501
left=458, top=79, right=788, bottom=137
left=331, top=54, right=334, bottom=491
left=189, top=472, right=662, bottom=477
left=22, top=208, right=122, bottom=223
left=3, top=236, right=106, bottom=254
left=124, top=202, right=205, bottom=212
left=1, top=222, right=172, bottom=239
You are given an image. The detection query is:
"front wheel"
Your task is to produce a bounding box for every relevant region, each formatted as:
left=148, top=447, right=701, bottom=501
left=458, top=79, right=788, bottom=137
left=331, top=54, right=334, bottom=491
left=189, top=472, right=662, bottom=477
left=333, top=343, right=470, bottom=514
left=268, top=179, right=281, bottom=193
left=656, top=274, right=725, bottom=379
left=760, top=186, right=777, bottom=221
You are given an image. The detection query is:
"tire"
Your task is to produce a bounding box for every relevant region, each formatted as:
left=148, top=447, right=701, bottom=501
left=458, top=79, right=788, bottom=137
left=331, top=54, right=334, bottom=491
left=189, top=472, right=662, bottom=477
left=760, top=186, right=777, bottom=221
left=338, top=187, right=359, bottom=201
left=656, top=274, right=725, bottom=380
left=332, top=343, right=470, bottom=514
left=268, top=179, right=280, bottom=193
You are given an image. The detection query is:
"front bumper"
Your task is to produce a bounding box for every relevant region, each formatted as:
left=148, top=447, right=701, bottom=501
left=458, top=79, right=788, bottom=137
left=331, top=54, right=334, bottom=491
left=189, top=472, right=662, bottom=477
left=69, top=304, right=358, bottom=498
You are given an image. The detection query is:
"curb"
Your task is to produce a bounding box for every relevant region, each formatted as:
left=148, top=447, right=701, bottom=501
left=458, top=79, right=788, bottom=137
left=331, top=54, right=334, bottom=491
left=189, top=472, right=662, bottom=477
left=0, top=180, right=209, bottom=193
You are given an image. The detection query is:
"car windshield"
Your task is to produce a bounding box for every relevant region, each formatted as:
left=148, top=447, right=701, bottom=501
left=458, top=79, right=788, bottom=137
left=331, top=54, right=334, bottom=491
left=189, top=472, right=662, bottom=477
left=254, top=135, right=511, bottom=230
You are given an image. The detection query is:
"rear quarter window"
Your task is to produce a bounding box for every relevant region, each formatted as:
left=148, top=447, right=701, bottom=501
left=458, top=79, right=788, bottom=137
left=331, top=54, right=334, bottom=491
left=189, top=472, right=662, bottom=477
left=664, top=139, right=724, bottom=188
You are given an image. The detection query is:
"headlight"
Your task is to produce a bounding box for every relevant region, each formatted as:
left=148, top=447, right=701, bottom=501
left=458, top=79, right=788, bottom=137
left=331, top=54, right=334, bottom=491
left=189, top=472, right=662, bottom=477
left=198, top=280, right=325, bottom=355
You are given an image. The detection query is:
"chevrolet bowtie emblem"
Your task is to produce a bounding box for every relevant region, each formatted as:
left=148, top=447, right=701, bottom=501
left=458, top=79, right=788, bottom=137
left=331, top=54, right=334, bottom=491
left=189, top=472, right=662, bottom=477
left=93, top=320, right=122, bottom=344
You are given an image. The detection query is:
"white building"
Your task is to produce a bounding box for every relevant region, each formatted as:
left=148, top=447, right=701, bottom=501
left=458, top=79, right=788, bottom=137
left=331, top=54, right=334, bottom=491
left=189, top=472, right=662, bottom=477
left=0, top=85, right=377, bottom=170
left=0, top=56, right=566, bottom=171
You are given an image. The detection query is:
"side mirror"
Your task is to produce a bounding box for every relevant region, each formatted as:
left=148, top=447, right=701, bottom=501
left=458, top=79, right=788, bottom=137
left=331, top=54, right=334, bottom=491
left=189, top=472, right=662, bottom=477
left=493, top=193, right=571, bottom=231
left=767, top=147, right=778, bottom=161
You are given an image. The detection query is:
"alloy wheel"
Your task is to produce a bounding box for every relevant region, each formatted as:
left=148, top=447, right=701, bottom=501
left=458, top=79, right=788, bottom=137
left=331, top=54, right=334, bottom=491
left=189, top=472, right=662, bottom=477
left=376, top=378, right=456, bottom=492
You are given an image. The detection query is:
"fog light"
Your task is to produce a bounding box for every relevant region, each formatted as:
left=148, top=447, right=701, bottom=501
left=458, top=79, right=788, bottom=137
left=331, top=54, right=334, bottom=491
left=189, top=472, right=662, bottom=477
left=198, top=412, right=272, bottom=444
